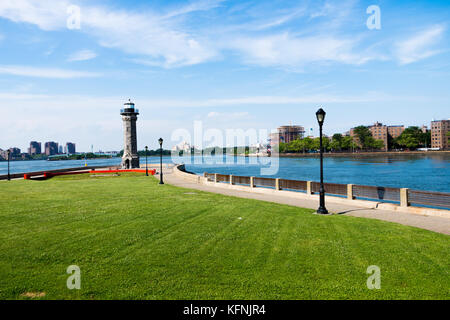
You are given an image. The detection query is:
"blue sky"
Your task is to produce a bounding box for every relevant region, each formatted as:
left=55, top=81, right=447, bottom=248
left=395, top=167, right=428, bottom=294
left=0, top=0, right=449, bottom=151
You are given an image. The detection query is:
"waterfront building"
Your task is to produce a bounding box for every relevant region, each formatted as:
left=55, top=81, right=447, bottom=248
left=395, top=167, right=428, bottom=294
left=431, top=120, right=450, bottom=150
left=0, top=147, right=21, bottom=160
left=421, top=125, right=429, bottom=133
left=9, top=147, right=21, bottom=156
left=268, top=132, right=279, bottom=147
left=120, top=99, right=140, bottom=169
left=172, top=141, right=196, bottom=153
left=28, top=141, right=41, bottom=155
left=45, top=141, right=59, bottom=156
left=65, top=142, right=76, bottom=154
left=58, top=145, right=63, bottom=154
left=275, top=125, right=305, bottom=144
left=350, top=122, right=404, bottom=151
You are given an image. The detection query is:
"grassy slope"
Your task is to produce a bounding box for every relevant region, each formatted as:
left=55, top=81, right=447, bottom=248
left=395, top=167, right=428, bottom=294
left=0, top=173, right=448, bottom=300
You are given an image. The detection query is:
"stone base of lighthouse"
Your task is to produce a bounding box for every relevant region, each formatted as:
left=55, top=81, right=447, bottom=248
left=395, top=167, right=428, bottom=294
left=121, top=155, right=140, bottom=169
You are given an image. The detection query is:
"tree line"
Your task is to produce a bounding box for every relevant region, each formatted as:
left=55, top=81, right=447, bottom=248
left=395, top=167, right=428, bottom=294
left=279, top=126, right=432, bottom=153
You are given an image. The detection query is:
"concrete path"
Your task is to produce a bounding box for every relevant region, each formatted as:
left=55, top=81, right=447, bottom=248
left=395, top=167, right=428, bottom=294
left=160, top=168, right=450, bottom=235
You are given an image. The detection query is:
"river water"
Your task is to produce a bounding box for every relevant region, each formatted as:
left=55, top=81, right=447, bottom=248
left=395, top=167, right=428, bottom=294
left=1, top=154, right=449, bottom=193
left=184, top=154, right=450, bottom=193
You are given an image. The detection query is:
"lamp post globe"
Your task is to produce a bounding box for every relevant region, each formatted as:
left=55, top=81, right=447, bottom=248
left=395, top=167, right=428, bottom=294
left=316, top=108, right=326, bottom=125
left=158, top=138, right=164, bottom=185
left=316, top=107, right=328, bottom=214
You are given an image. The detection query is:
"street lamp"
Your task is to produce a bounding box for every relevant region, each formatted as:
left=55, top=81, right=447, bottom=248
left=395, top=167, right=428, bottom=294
left=316, top=107, right=328, bottom=214
left=7, top=149, right=11, bottom=181
left=145, top=146, right=149, bottom=176
left=158, top=138, right=164, bottom=185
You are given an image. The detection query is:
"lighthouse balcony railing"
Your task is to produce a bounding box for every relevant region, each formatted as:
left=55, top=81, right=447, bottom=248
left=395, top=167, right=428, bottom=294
left=120, top=108, right=139, bottom=114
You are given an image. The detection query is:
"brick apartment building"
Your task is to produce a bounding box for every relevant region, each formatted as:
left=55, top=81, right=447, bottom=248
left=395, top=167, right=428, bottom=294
left=44, top=141, right=59, bottom=156
left=350, top=122, right=405, bottom=151
left=431, top=120, right=450, bottom=150
left=0, top=147, right=21, bottom=160
left=28, top=141, right=41, bottom=155
left=65, top=142, right=76, bottom=154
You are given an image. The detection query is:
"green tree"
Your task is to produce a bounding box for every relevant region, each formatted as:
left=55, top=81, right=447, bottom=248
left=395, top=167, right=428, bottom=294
left=330, top=133, right=343, bottom=151
left=370, top=138, right=385, bottom=150
left=340, top=136, right=357, bottom=151
left=302, top=137, right=314, bottom=151
left=287, top=139, right=304, bottom=153
left=395, top=126, right=427, bottom=150
left=353, top=126, right=374, bottom=150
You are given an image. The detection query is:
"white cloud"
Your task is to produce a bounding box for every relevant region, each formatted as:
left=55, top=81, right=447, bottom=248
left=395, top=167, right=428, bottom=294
left=67, top=49, right=97, bottom=62
left=0, top=65, right=101, bottom=78
left=162, top=0, right=225, bottom=19
left=0, top=0, right=68, bottom=31
left=207, top=111, right=250, bottom=119
left=229, top=33, right=371, bottom=68
left=0, top=0, right=446, bottom=70
left=395, top=25, right=445, bottom=65
left=0, top=91, right=413, bottom=110
left=0, top=0, right=217, bottom=68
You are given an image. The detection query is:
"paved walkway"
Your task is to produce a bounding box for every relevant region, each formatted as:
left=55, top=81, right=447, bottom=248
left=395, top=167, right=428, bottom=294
left=160, top=168, right=450, bottom=235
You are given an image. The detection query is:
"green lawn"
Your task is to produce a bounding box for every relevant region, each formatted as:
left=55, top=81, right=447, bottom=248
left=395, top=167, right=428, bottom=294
left=0, top=173, right=448, bottom=300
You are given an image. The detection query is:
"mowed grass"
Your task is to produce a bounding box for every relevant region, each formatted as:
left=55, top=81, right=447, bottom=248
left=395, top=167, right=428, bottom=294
left=0, top=173, right=448, bottom=300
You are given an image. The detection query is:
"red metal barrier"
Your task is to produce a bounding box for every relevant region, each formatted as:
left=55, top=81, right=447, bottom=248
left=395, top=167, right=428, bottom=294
left=45, top=171, right=89, bottom=178
left=89, top=169, right=156, bottom=175
left=23, top=168, right=155, bottom=180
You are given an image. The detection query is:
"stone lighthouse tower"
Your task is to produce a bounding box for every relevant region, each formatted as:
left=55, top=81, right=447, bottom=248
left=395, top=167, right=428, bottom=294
left=120, top=99, right=140, bottom=169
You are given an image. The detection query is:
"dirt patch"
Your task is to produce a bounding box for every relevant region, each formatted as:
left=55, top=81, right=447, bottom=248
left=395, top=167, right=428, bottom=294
left=21, top=292, right=46, bottom=298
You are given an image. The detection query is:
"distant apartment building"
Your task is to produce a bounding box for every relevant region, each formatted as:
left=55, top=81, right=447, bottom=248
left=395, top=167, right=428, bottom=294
left=350, top=122, right=404, bottom=151
left=0, top=147, right=21, bottom=160
left=65, top=142, right=76, bottom=154
left=9, top=147, right=21, bottom=156
left=276, top=125, right=305, bottom=144
left=431, top=120, right=450, bottom=150
left=28, top=141, right=41, bottom=155
left=45, top=141, right=59, bottom=156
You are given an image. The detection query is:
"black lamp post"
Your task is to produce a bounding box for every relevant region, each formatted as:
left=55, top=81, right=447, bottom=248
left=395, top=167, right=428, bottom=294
left=7, top=149, right=11, bottom=181
left=316, top=107, right=328, bottom=214
left=145, top=146, right=148, bottom=176
left=158, top=138, right=164, bottom=184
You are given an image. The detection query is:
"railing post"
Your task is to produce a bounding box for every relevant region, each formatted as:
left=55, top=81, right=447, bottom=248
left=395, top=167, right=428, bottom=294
left=307, top=181, right=312, bottom=195
left=230, top=174, right=233, bottom=185
left=250, top=176, right=254, bottom=188
left=275, top=178, right=280, bottom=190
left=347, top=184, right=354, bottom=200
left=400, top=188, right=409, bottom=207
left=214, top=173, right=218, bottom=183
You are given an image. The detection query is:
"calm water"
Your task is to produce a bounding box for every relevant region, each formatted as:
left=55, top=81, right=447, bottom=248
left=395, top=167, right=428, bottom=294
left=1, top=154, right=449, bottom=193
left=183, top=154, right=450, bottom=193
left=0, top=156, right=173, bottom=175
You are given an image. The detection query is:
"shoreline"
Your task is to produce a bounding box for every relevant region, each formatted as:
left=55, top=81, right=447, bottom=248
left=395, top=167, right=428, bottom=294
left=278, top=150, right=450, bottom=158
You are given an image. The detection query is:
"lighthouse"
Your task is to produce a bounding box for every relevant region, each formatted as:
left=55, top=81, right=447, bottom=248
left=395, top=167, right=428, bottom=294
left=120, top=99, right=140, bottom=169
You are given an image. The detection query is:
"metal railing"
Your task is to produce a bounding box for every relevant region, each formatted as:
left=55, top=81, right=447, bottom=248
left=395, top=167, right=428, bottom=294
left=120, top=108, right=139, bottom=114
left=353, top=185, right=400, bottom=202
left=279, top=179, right=307, bottom=191
left=202, top=172, right=450, bottom=210
left=408, top=189, right=450, bottom=208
